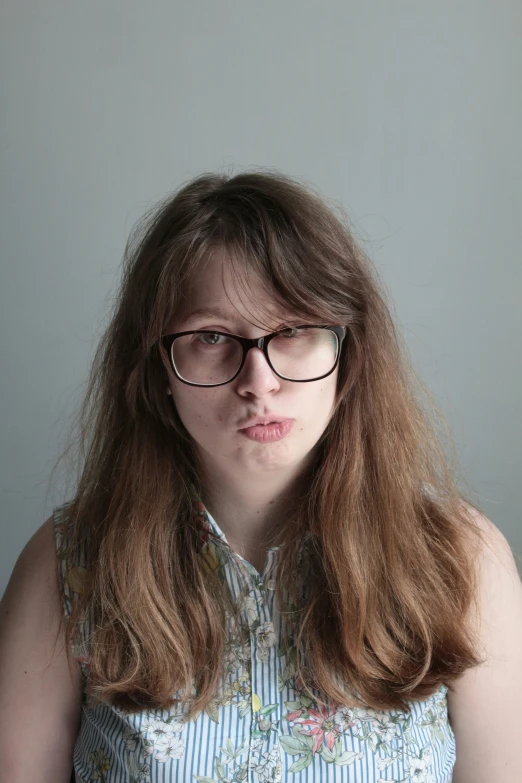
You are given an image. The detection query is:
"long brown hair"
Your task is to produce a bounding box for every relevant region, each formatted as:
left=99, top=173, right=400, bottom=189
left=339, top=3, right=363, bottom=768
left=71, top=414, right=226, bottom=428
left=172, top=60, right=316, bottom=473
left=54, top=168, right=487, bottom=717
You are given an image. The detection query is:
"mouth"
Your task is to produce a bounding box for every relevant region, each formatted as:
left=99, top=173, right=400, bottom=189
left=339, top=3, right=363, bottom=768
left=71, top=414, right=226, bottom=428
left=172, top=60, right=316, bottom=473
left=238, top=419, right=294, bottom=443
left=239, top=415, right=290, bottom=428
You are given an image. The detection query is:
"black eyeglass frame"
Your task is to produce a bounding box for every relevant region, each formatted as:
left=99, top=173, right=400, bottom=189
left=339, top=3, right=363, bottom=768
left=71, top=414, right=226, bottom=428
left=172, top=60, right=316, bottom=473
left=160, top=325, right=347, bottom=387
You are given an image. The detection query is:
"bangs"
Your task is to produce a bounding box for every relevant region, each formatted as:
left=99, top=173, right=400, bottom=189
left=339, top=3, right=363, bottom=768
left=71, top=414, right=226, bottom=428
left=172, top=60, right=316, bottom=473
left=143, top=173, right=364, bottom=348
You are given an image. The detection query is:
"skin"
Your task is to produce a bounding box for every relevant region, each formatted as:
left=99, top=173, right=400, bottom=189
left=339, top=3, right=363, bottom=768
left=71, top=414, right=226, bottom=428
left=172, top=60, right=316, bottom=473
left=165, top=249, right=340, bottom=573
left=446, top=506, right=522, bottom=782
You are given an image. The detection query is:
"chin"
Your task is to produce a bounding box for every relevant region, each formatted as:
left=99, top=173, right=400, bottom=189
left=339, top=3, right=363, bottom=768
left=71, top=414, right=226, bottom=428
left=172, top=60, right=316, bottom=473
left=243, top=447, right=304, bottom=473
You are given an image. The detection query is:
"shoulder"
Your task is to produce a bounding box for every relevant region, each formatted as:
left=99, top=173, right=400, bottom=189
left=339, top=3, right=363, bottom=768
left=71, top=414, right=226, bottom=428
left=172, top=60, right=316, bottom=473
left=447, top=503, right=522, bottom=782
left=459, top=503, right=521, bottom=625
left=0, top=514, right=68, bottom=654
left=0, top=502, right=83, bottom=648
left=0, top=515, right=83, bottom=779
left=2, top=515, right=60, bottom=605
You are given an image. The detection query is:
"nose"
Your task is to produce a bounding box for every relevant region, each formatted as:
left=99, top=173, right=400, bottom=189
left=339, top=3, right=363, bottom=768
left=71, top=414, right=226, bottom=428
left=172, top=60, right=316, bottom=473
left=234, top=346, right=281, bottom=397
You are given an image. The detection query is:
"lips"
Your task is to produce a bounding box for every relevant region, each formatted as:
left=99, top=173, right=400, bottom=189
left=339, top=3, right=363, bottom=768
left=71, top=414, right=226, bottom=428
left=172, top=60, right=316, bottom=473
left=239, top=415, right=291, bottom=429
left=238, top=419, right=294, bottom=442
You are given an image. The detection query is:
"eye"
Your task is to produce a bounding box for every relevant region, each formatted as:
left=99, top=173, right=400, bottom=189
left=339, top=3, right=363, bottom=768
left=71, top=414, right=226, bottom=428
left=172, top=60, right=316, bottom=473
left=278, top=327, right=304, bottom=338
left=195, top=332, right=229, bottom=346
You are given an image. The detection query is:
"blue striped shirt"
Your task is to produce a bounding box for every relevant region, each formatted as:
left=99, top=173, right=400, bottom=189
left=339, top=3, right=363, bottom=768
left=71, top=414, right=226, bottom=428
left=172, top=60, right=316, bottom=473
left=53, top=501, right=456, bottom=782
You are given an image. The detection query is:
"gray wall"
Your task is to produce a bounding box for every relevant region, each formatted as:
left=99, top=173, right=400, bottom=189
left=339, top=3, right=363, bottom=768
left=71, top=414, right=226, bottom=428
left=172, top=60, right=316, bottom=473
left=1, top=1, right=521, bottom=593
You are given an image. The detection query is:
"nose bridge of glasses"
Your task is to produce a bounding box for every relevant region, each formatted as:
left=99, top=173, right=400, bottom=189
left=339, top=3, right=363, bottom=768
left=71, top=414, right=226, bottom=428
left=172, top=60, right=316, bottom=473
left=232, top=338, right=277, bottom=384
left=242, top=337, right=272, bottom=368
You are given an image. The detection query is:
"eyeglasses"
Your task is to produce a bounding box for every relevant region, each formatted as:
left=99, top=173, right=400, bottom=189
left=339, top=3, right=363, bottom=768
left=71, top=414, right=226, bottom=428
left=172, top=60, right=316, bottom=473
left=160, top=325, right=347, bottom=387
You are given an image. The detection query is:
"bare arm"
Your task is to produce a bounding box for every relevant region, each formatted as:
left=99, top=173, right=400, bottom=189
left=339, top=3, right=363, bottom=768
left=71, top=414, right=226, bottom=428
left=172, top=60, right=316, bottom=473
left=0, top=516, right=83, bottom=781
left=448, top=507, right=522, bottom=782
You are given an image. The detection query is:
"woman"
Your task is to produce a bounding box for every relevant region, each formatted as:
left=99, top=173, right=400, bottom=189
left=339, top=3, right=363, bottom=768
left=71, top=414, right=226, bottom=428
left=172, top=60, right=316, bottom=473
left=0, top=170, right=520, bottom=782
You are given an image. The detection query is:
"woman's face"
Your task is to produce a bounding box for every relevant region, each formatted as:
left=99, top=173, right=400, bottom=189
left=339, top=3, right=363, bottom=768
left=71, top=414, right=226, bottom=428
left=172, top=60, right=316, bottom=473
left=165, top=250, right=340, bottom=483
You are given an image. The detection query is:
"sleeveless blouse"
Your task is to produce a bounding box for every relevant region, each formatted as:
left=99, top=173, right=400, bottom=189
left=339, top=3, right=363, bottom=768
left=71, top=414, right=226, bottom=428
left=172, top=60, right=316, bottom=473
left=53, top=501, right=456, bottom=782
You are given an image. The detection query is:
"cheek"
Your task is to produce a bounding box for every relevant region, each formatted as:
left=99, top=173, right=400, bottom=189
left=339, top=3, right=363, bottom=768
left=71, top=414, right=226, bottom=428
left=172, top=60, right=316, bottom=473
left=295, top=384, right=335, bottom=432
left=312, top=379, right=337, bottom=420
left=170, top=386, right=221, bottom=432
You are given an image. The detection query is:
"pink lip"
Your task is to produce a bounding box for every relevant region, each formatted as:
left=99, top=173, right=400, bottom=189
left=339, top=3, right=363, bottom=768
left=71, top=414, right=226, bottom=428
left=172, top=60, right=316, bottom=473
left=239, top=420, right=294, bottom=442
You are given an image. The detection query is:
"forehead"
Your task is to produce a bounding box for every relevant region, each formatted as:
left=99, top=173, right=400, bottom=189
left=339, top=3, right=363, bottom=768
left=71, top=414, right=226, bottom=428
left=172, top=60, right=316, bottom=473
left=174, top=249, right=297, bottom=330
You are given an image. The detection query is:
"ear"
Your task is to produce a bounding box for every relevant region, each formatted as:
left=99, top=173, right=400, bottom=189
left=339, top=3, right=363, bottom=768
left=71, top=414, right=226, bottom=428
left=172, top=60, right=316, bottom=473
left=166, top=387, right=172, bottom=396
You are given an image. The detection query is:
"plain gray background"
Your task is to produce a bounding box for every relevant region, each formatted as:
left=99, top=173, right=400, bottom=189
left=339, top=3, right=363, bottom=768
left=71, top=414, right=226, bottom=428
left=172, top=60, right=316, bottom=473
left=1, top=1, right=521, bottom=595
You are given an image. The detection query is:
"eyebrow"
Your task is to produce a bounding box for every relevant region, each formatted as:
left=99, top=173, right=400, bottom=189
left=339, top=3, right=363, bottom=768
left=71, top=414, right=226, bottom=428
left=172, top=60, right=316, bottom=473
left=180, top=307, right=240, bottom=324
left=178, top=306, right=304, bottom=332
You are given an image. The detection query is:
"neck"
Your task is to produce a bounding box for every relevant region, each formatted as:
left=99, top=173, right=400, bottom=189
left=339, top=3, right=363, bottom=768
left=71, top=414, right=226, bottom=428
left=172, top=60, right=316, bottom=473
left=196, top=460, right=309, bottom=557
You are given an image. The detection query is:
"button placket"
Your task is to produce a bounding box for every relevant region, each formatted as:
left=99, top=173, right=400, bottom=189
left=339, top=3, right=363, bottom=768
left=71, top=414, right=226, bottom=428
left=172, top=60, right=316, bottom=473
left=248, top=550, right=282, bottom=782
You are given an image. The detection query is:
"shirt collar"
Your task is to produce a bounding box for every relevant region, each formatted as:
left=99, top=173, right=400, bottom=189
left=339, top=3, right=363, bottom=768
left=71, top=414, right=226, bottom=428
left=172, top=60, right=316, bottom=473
left=192, top=495, right=281, bottom=556
left=193, top=498, right=229, bottom=548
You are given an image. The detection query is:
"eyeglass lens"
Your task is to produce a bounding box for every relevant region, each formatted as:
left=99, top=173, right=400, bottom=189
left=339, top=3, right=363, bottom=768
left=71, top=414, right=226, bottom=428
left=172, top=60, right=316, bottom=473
left=171, top=328, right=339, bottom=384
